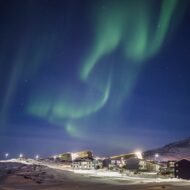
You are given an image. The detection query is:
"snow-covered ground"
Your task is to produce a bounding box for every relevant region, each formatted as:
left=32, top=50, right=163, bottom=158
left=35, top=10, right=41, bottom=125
left=72, top=169, right=190, bottom=184
left=1, top=158, right=190, bottom=186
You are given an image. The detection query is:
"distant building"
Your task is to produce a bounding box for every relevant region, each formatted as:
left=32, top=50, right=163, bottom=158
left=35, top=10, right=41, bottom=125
left=110, top=152, right=141, bottom=160
left=125, top=158, right=140, bottom=171
left=139, top=160, right=161, bottom=172
left=57, top=153, right=72, bottom=162
left=102, top=158, right=111, bottom=168
left=175, top=159, right=190, bottom=180
left=167, top=160, right=176, bottom=168
left=71, top=150, right=93, bottom=161
left=108, top=152, right=142, bottom=170
left=166, top=160, right=176, bottom=176
left=71, top=158, right=102, bottom=170
left=108, top=159, right=123, bottom=170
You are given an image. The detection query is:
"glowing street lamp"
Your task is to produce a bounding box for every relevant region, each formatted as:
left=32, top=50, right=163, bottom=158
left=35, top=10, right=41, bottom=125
left=155, top=153, right=159, bottom=162
left=155, top=153, right=159, bottom=158
left=35, top=155, right=39, bottom=160
left=135, top=151, right=143, bottom=159
left=53, top=155, right=57, bottom=160
left=71, top=153, right=78, bottom=161
left=19, top=154, right=23, bottom=158
left=5, top=153, right=9, bottom=159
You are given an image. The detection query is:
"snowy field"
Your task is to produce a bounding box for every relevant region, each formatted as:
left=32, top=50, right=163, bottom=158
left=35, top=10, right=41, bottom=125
left=72, top=169, right=190, bottom=184
left=1, top=159, right=190, bottom=190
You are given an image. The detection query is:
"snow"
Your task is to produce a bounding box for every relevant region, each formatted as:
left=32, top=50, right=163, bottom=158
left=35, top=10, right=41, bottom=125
left=1, top=158, right=190, bottom=185
left=72, top=169, right=190, bottom=184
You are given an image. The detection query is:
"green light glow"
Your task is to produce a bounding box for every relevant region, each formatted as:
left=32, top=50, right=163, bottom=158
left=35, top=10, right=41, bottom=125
left=152, top=0, right=178, bottom=53
left=65, top=121, right=85, bottom=139
left=81, top=0, right=178, bottom=74
left=78, top=0, right=179, bottom=109
left=80, top=2, right=125, bottom=80
left=25, top=0, right=183, bottom=139
left=27, top=75, right=111, bottom=120
left=125, top=0, right=178, bottom=61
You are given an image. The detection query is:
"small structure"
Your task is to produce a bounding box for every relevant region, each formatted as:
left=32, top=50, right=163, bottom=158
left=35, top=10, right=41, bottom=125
left=165, top=160, right=176, bottom=177
left=71, top=158, right=102, bottom=170
left=139, top=160, right=161, bottom=172
left=175, top=159, right=190, bottom=180
left=57, top=152, right=72, bottom=162
left=110, top=152, right=142, bottom=160
left=125, top=158, right=140, bottom=171
left=102, top=158, right=111, bottom=168
left=108, top=152, right=142, bottom=171
left=108, top=159, right=123, bottom=170
left=71, top=150, right=93, bottom=160
left=167, top=160, right=176, bottom=168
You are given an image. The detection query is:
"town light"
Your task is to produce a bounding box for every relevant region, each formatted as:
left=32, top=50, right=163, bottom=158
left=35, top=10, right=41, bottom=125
left=135, top=151, right=143, bottom=159
left=71, top=153, right=78, bottom=161
left=35, top=155, right=39, bottom=160
left=5, top=153, right=9, bottom=159
left=94, top=157, right=101, bottom=160
left=19, top=154, right=23, bottom=158
left=53, top=155, right=57, bottom=160
left=155, top=153, right=159, bottom=158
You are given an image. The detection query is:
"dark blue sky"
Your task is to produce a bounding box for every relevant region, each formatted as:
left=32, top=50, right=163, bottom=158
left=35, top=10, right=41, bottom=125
left=0, top=0, right=190, bottom=158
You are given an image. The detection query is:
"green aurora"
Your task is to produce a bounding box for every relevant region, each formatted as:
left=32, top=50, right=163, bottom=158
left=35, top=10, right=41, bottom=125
left=25, top=0, right=184, bottom=140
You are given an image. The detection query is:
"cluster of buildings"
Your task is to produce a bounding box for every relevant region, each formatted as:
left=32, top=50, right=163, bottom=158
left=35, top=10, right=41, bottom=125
left=52, top=150, right=190, bottom=180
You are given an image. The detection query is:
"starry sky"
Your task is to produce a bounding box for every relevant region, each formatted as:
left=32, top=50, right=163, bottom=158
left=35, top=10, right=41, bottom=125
left=0, top=0, right=190, bottom=158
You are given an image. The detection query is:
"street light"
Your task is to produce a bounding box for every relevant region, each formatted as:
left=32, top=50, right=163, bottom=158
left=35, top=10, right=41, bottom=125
left=53, top=155, right=57, bottom=160
left=5, top=153, right=9, bottom=159
left=71, top=153, right=78, bottom=161
left=35, top=155, right=39, bottom=160
left=19, top=154, right=23, bottom=158
left=155, top=153, right=159, bottom=162
left=155, top=153, right=159, bottom=158
left=135, top=151, right=143, bottom=159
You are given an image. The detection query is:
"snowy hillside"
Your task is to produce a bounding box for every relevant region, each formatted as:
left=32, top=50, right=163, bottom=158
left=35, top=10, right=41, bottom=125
left=144, top=137, right=190, bottom=161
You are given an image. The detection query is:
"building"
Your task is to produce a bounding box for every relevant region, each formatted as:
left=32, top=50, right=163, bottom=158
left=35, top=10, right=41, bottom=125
left=165, top=160, right=176, bottom=176
left=57, top=153, right=72, bottom=162
left=71, top=158, right=102, bottom=170
left=175, top=159, right=190, bottom=180
left=139, top=160, right=161, bottom=172
left=108, top=152, right=143, bottom=170
left=110, top=152, right=142, bottom=160
left=108, top=159, right=123, bottom=170
left=71, top=150, right=93, bottom=161
left=72, top=159, right=94, bottom=170
left=125, top=158, right=140, bottom=171
left=167, top=160, right=176, bottom=168
left=102, top=158, right=111, bottom=168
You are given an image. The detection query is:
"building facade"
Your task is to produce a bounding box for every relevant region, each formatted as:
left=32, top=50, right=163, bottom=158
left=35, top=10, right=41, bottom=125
left=175, top=159, right=190, bottom=180
left=71, top=159, right=102, bottom=170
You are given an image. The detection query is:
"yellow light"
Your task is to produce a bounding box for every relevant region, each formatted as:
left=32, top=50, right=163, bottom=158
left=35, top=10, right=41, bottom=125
left=135, top=151, right=143, bottom=159
left=71, top=153, right=78, bottom=161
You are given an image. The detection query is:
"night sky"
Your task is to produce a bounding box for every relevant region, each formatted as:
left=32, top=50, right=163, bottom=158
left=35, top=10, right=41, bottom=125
left=0, top=0, right=190, bottom=158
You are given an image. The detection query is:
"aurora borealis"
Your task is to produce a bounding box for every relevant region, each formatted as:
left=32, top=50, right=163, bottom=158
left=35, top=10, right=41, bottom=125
left=0, top=0, right=190, bottom=157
